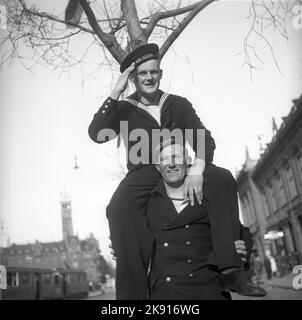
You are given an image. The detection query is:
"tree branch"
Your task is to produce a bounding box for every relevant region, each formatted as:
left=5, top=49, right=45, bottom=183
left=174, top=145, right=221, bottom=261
left=17, top=0, right=93, bottom=34
left=80, top=0, right=126, bottom=63
left=120, top=0, right=147, bottom=49
left=145, top=1, right=209, bottom=38
left=159, top=0, right=217, bottom=59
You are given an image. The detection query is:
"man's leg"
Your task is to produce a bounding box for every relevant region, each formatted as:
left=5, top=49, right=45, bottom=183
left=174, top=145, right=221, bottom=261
left=203, top=164, right=243, bottom=270
left=203, top=164, right=267, bottom=297
left=106, top=166, right=161, bottom=300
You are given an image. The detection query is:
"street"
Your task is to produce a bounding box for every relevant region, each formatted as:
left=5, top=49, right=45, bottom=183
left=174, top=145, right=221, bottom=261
left=86, top=286, right=302, bottom=300
left=232, top=285, right=302, bottom=300
left=87, top=291, right=116, bottom=300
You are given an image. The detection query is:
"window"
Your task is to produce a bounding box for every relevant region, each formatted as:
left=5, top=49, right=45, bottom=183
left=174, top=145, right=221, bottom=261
left=70, top=274, right=76, bottom=283
left=64, top=274, right=70, bottom=283
left=298, top=156, right=302, bottom=182
left=54, top=274, right=60, bottom=285
left=42, top=274, right=52, bottom=285
left=247, top=190, right=256, bottom=224
left=277, top=176, right=287, bottom=206
left=243, top=197, right=251, bottom=226
left=19, top=272, right=31, bottom=286
left=260, top=190, right=270, bottom=217
left=286, top=166, right=297, bottom=199
left=7, top=272, right=19, bottom=287
left=268, top=185, right=277, bottom=212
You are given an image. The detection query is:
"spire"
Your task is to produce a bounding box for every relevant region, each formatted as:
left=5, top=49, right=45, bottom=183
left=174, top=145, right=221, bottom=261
left=272, top=117, right=278, bottom=135
left=257, top=135, right=264, bottom=152
left=244, top=146, right=257, bottom=170
left=245, top=145, right=251, bottom=162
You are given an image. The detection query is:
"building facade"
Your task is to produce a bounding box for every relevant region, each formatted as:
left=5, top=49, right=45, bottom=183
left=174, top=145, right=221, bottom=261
left=1, top=193, right=112, bottom=284
left=237, top=148, right=268, bottom=261
left=237, top=95, right=302, bottom=272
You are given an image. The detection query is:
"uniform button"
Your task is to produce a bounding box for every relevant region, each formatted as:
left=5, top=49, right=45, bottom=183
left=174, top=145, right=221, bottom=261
left=104, top=105, right=108, bottom=108
left=187, top=259, right=192, bottom=264
left=164, top=242, right=169, bottom=247
left=102, top=110, right=106, bottom=113
left=185, top=224, right=190, bottom=229
left=189, top=273, right=194, bottom=278
left=186, top=241, right=191, bottom=246
left=166, top=277, right=171, bottom=282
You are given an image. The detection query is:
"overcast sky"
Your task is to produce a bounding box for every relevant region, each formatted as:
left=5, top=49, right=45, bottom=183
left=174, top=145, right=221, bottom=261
left=0, top=0, right=301, bottom=261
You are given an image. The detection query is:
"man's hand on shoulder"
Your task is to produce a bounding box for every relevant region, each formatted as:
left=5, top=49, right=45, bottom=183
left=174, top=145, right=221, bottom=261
left=184, top=159, right=205, bottom=206
left=110, top=63, right=135, bottom=100
left=183, top=174, right=203, bottom=206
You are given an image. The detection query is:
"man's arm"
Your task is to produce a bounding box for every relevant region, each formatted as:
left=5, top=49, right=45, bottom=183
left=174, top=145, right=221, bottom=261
left=182, top=98, right=216, bottom=205
left=183, top=98, right=216, bottom=165
left=88, top=97, right=120, bottom=143
left=88, top=63, right=135, bottom=143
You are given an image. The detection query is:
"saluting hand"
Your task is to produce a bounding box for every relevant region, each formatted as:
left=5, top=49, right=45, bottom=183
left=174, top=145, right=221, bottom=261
left=110, top=63, right=135, bottom=100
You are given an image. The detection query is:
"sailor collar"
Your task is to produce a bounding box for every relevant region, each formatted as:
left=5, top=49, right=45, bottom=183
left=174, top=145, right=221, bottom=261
left=122, top=90, right=170, bottom=109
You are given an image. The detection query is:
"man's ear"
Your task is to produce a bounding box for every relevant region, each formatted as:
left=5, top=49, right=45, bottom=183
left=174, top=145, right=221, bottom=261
left=129, top=72, right=135, bottom=82
left=159, top=69, right=163, bottom=79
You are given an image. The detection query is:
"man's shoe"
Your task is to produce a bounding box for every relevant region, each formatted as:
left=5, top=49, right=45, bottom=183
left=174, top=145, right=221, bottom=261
left=221, top=270, right=267, bottom=297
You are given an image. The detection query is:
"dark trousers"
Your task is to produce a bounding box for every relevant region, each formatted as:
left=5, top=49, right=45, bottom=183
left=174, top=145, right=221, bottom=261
left=106, top=164, right=242, bottom=300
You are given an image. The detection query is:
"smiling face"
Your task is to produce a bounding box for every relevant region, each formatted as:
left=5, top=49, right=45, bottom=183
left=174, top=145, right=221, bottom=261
left=155, top=144, right=190, bottom=188
left=131, top=59, right=162, bottom=98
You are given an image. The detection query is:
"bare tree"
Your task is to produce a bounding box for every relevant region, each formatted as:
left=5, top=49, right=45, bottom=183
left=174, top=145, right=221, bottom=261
left=1, top=0, right=300, bottom=78
left=0, top=0, right=299, bottom=175
left=240, top=0, right=300, bottom=77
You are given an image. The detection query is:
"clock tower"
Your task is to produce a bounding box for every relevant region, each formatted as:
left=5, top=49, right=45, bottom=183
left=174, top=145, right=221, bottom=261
left=60, top=191, right=74, bottom=242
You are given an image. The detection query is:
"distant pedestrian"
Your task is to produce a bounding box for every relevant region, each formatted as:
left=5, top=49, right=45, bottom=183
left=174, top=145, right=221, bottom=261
left=264, top=256, right=272, bottom=280
left=253, top=255, right=263, bottom=284
left=288, top=251, right=299, bottom=270
left=280, top=251, right=289, bottom=275
left=275, top=254, right=283, bottom=276
left=269, top=256, right=277, bottom=277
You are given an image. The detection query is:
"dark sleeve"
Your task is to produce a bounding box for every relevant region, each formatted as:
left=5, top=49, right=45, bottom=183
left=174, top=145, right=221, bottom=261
left=182, top=99, right=216, bottom=164
left=88, top=96, right=120, bottom=143
left=240, top=223, right=253, bottom=270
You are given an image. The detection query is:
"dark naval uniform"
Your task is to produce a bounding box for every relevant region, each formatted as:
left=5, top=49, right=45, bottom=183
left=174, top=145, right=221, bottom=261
left=88, top=90, right=244, bottom=300
left=147, top=179, right=253, bottom=300
left=147, top=180, right=225, bottom=300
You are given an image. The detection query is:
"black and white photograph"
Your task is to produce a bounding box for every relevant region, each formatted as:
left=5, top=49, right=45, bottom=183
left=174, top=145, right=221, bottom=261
left=0, top=0, right=302, bottom=305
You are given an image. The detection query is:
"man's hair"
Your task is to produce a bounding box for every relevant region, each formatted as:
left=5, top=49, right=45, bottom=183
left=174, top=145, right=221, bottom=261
left=152, top=136, right=188, bottom=164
